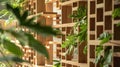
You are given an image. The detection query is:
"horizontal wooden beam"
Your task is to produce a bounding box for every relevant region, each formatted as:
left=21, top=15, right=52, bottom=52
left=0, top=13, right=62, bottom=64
left=53, top=23, right=75, bottom=28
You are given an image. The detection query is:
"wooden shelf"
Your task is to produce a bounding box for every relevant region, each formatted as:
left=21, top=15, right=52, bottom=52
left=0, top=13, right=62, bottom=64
left=48, top=41, right=62, bottom=44
left=89, top=58, right=95, bottom=63
left=61, top=0, right=87, bottom=6
left=114, top=20, right=120, bottom=24
left=96, top=3, right=104, bottom=8
left=52, top=23, right=75, bottom=28
left=104, top=11, right=112, bottom=16
left=90, top=14, right=96, bottom=18
left=53, top=19, right=61, bottom=22
left=114, top=52, right=120, bottom=57
left=72, top=7, right=78, bottom=11
left=45, top=0, right=57, bottom=3
left=61, top=60, right=88, bottom=67
left=57, top=47, right=61, bottom=50
left=89, top=31, right=95, bottom=35
left=96, top=22, right=104, bottom=25
left=41, top=12, right=57, bottom=18
left=89, top=40, right=120, bottom=46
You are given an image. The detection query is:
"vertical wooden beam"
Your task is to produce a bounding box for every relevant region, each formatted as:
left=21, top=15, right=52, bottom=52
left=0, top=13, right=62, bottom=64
left=36, top=0, right=46, bottom=13
left=37, top=35, right=46, bottom=66
left=45, top=2, right=53, bottom=65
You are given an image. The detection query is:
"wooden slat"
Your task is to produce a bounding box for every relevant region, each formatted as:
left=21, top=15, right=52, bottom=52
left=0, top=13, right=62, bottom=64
left=53, top=23, right=75, bottom=28
left=90, top=31, right=95, bottom=35
left=104, top=11, right=112, bottom=16
left=89, top=40, right=120, bottom=46
left=114, top=52, right=120, bottom=57
left=62, top=60, right=88, bottom=67
left=72, top=7, right=78, bottom=11
left=61, top=0, right=87, bottom=6
left=96, top=3, right=104, bottom=8
left=90, top=14, right=96, bottom=18
left=96, top=22, right=104, bottom=25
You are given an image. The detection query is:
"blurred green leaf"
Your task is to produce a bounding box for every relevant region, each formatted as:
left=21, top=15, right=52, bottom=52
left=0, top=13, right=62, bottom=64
left=53, top=60, right=61, bottom=67
left=6, top=4, right=60, bottom=36
left=25, top=33, right=49, bottom=59
left=62, top=34, right=77, bottom=48
left=112, top=8, right=120, bottom=27
left=104, top=47, right=112, bottom=64
left=6, top=4, right=21, bottom=20
left=112, top=8, right=120, bottom=18
left=70, top=6, right=86, bottom=19
left=83, top=45, right=87, bottom=54
left=53, top=60, right=60, bottom=62
left=0, top=56, right=27, bottom=63
left=3, top=39, right=23, bottom=57
left=6, top=29, right=28, bottom=46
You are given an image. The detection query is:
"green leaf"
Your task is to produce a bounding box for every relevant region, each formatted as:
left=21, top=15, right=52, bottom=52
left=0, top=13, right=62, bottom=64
left=6, top=4, right=21, bottom=21
left=3, top=39, right=23, bottom=57
left=70, top=6, right=86, bottom=19
left=100, top=37, right=110, bottom=45
left=6, top=29, right=28, bottom=46
left=53, top=60, right=61, bottom=67
left=104, top=47, right=112, bottom=64
left=6, top=4, right=60, bottom=36
left=95, top=32, right=112, bottom=66
left=65, top=45, right=74, bottom=55
left=25, top=33, right=49, bottom=59
left=95, top=45, right=103, bottom=63
left=98, top=32, right=111, bottom=45
left=53, top=60, right=60, bottom=62
left=0, top=9, right=9, bottom=18
left=112, top=8, right=120, bottom=18
left=62, top=34, right=77, bottom=48
left=24, top=22, right=60, bottom=36
left=21, top=10, right=28, bottom=22
left=83, top=45, right=87, bottom=54
left=0, top=56, right=28, bottom=63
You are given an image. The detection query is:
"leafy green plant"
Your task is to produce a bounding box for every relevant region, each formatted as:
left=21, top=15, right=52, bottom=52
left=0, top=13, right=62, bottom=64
left=0, top=3, right=60, bottom=67
left=61, top=6, right=87, bottom=55
left=0, top=0, right=24, bottom=23
left=112, top=8, right=120, bottom=26
left=95, top=32, right=112, bottom=67
left=53, top=60, right=61, bottom=67
left=62, top=34, right=77, bottom=54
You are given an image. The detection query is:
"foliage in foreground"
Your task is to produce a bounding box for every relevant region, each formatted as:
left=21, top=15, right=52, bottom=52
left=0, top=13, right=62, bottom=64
left=0, top=3, right=60, bottom=67
left=0, top=0, right=24, bottom=23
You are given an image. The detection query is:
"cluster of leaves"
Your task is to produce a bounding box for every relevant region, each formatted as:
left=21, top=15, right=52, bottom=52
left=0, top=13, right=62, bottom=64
left=95, top=32, right=112, bottom=67
left=62, top=34, right=77, bottom=54
left=70, top=6, right=86, bottom=20
left=61, top=6, right=87, bottom=55
left=95, top=6, right=120, bottom=67
left=53, top=60, right=61, bottom=67
left=0, top=0, right=24, bottom=23
left=112, top=8, right=120, bottom=26
left=0, top=3, right=59, bottom=67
